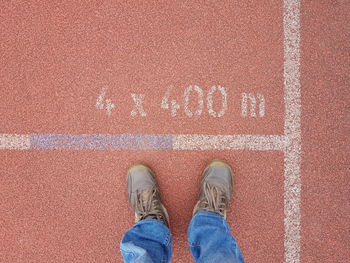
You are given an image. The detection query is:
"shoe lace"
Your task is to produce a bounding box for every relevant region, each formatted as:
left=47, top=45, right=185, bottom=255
left=136, top=188, right=165, bottom=221
left=198, top=182, right=227, bottom=217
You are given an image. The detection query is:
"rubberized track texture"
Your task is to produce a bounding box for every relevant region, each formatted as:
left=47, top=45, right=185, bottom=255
left=0, top=0, right=348, bottom=263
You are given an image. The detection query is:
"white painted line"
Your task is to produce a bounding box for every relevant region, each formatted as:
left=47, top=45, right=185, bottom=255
left=283, top=0, right=301, bottom=263
left=0, top=134, right=30, bottom=150
left=173, top=134, right=288, bottom=151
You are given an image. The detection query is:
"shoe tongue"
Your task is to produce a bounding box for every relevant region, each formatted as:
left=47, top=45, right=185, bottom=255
left=204, top=183, right=227, bottom=209
left=139, top=188, right=154, bottom=205
left=139, top=190, right=166, bottom=223
left=200, top=182, right=225, bottom=199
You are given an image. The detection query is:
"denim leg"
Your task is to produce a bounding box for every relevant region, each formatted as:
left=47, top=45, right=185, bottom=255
left=120, top=219, right=172, bottom=263
left=188, top=211, right=245, bottom=263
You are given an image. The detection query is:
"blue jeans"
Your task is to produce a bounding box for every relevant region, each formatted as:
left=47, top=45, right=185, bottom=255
left=120, top=211, right=245, bottom=263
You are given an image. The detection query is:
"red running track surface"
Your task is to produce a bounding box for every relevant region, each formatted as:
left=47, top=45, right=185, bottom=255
left=0, top=0, right=348, bottom=262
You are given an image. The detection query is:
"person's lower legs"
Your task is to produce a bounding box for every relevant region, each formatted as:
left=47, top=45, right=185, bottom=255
left=188, top=211, right=244, bottom=263
left=120, top=164, right=172, bottom=263
left=188, top=160, right=245, bottom=263
left=119, top=160, right=244, bottom=262
left=120, top=219, right=172, bottom=263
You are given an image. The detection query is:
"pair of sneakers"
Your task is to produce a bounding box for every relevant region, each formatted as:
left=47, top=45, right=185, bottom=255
left=127, top=159, right=233, bottom=227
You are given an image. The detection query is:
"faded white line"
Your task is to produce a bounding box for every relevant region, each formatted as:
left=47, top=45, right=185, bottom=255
left=173, top=134, right=288, bottom=151
left=283, top=0, right=301, bottom=263
left=0, top=134, right=30, bottom=150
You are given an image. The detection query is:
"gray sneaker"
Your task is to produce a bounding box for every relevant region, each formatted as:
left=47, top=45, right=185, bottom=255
left=193, top=159, right=233, bottom=219
left=127, top=164, right=170, bottom=228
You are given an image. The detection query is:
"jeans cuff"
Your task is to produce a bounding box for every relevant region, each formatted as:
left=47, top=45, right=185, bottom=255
left=193, top=210, right=224, bottom=219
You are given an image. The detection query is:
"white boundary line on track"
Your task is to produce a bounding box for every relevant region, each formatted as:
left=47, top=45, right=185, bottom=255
left=173, top=134, right=288, bottom=151
left=0, top=1, right=301, bottom=262
left=283, top=0, right=301, bottom=262
left=0, top=134, right=288, bottom=151
left=0, top=134, right=30, bottom=150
